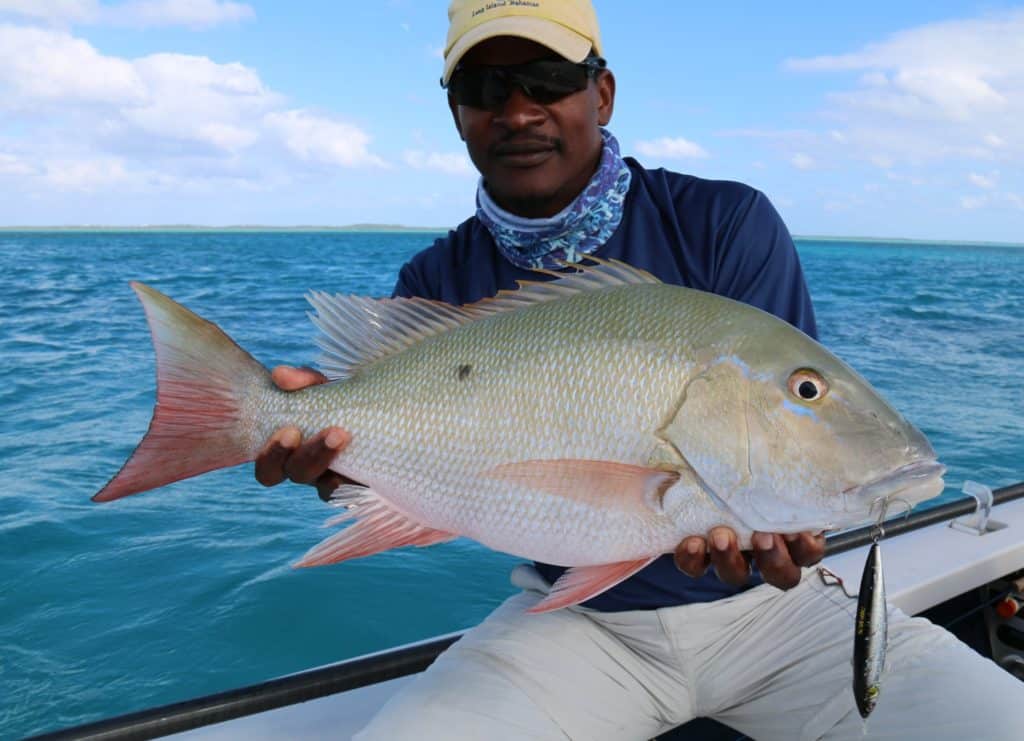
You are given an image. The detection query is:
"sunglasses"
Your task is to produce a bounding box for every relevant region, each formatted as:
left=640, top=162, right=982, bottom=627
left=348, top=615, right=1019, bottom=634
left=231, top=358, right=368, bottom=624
left=443, top=56, right=607, bottom=110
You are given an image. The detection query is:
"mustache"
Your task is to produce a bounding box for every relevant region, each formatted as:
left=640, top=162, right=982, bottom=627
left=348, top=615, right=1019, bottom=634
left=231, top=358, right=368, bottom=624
left=490, top=134, right=562, bottom=156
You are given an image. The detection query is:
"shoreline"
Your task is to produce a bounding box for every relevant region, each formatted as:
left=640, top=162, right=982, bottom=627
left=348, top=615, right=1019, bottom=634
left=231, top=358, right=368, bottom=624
left=0, top=224, right=448, bottom=234
left=0, top=226, right=1021, bottom=248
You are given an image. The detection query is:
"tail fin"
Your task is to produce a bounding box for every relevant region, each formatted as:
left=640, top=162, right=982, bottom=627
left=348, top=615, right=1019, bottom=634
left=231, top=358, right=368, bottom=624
left=93, top=282, right=270, bottom=502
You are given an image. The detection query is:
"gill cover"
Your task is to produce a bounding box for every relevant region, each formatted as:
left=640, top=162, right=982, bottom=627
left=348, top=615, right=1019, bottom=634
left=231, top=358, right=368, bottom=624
left=666, top=358, right=842, bottom=533
left=664, top=360, right=755, bottom=525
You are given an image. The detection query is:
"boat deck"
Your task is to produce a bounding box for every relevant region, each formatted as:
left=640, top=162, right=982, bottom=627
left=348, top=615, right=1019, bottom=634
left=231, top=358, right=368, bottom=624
left=170, top=494, right=1024, bottom=740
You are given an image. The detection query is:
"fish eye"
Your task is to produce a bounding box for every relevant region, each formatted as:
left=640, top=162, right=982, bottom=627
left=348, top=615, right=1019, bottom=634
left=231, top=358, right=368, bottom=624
left=788, top=369, right=828, bottom=402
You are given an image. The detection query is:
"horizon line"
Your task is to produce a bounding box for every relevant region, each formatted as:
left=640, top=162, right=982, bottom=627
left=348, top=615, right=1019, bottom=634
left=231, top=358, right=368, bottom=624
left=0, top=224, right=1021, bottom=248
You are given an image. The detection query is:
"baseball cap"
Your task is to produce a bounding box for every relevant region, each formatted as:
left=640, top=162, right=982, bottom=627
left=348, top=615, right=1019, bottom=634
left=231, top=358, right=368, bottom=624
left=443, top=0, right=604, bottom=85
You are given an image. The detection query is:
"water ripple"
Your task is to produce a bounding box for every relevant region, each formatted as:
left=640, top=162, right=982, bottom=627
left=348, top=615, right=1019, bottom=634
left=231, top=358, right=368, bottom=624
left=1, top=233, right=1022, bottom=739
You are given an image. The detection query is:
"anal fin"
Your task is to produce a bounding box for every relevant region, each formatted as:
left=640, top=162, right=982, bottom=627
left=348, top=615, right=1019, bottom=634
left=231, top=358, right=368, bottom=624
left=528, top=557, right=657, bottom=613
left=295, top=486, right=456, bottom=567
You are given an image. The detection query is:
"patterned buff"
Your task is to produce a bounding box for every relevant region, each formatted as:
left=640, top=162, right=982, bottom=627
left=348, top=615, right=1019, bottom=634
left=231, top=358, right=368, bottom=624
left=476, top=129, right=632, bottom=270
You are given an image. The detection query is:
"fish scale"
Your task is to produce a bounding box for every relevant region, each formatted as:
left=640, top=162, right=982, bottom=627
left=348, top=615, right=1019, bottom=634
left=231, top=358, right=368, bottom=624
left=279, top=287, right=696, bottom=562
left=94, top=259, right=944, bottom=611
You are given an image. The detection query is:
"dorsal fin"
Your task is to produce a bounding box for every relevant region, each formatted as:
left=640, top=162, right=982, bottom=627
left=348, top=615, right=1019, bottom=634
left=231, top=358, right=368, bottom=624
left=308, top=258, right=661, bottom=380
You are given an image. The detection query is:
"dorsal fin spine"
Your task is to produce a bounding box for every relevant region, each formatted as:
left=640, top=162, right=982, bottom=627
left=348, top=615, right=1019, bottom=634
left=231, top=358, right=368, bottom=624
left=309, top=259, right=662, bottom=380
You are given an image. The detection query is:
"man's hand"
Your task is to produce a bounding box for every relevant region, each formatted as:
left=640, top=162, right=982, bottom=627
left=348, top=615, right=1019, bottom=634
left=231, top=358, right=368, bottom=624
left=673, top=528, right=825, bottom=590
left=254, top=366, right=355, bottom=501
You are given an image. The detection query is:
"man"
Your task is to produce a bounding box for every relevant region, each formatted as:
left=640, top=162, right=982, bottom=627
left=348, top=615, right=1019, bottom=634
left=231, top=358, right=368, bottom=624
left=257, top=2, right=1021, bottom=738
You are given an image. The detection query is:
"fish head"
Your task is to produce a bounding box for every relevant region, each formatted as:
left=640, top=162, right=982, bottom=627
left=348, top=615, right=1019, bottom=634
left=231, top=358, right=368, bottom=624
left=666, top=319, right=945, bottom=533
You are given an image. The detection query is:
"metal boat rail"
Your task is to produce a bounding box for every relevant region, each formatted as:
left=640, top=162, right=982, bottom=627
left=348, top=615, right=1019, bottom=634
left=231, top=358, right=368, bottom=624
left=27, top=481, right=1024, bottom=741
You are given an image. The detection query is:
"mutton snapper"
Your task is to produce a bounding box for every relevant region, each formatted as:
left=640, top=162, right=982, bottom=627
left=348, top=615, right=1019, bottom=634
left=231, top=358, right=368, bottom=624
left=93, top=260, right=945, bottom=612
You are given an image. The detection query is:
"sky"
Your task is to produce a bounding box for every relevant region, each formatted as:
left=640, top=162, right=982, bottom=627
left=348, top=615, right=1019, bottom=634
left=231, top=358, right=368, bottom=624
left=0, top=0, right=1021, bottom=242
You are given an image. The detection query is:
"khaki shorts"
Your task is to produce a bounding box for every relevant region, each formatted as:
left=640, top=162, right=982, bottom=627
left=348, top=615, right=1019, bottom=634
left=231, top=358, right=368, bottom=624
left=357, top=566, right=1023, bottom=740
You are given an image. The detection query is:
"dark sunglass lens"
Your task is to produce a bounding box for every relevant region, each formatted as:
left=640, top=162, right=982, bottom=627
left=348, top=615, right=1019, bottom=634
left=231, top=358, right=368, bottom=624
left=448, top=59, right=597, bottom=109
left=449, top=68, right=510, bottom=109
left=532, top=60, right=590, bottom=87
left=515, top=63, right=587, bottom=103
left=521, top=84, right=569, bottom=104
left=449, top=70, right=483, bottom=108
left=480, top=71, right=512, bottom=109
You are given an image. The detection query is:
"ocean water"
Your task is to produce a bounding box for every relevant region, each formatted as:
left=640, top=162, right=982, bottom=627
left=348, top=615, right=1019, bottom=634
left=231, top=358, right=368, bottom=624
left=1, top=231, right=1021, bottom=739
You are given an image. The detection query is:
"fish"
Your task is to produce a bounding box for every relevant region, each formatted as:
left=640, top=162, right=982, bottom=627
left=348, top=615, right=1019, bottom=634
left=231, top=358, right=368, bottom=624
left=93, top=259, right=945, bottom=612
left=853, top=541, right=887, bottom=718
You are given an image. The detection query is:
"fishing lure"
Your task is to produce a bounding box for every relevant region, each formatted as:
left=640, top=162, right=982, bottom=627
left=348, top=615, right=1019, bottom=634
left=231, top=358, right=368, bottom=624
left=853, top=537, right=887, bottom=718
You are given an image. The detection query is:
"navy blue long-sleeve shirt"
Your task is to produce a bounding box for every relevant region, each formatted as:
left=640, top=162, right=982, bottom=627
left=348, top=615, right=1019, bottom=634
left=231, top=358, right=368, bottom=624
left=393, top=158, right=817, bottom=611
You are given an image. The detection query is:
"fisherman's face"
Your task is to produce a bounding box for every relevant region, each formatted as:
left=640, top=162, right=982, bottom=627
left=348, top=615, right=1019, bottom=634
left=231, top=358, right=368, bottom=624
left=448, top=36, right=615, bottom=219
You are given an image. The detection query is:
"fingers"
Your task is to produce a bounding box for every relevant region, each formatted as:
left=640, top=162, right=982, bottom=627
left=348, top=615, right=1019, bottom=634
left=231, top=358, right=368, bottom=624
left=674, top=528, right=753, bottom=586
left=256, top=367, right=345, bottom=497
left=751, top=532, right=802, bottom=590
left=783, top=531, right=826, bottom=567
left=675, top=528, right=817, bottom=591
left=674, top=536, right=710, bottom=578
left=271, top=365, right=328, bottom=391
left=707, top=527, right=752, bottom=587
left=315, top=472, right=349, bottom=502
left=255, top=426, right=302, bottom=487
left=255, top=425, right=351, bottom=495
left=282, top=427, right=352, bottom=484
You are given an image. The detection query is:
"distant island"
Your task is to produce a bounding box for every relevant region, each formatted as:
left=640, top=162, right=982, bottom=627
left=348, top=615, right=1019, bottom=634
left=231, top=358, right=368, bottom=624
left=0, top=225, right=1020, bottom=248
left=0, top=224, right=449, bottom=233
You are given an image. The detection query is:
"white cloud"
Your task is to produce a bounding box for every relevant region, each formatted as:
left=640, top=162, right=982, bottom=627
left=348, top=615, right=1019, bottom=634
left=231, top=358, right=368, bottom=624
left=121, top=52, right=275, bottom=152
left=791, top=153, right=815, bottom=170
left=967, top=172, right=997, bottom=189
left=264, top=110, right=387, bottom=169
left=111, top=0, right=253, bottom=29
left=403, top=150, right=473, bottom=176
left=0, top=1, right=98, bottom=24
left=0, top=24, right=386, bottom=196
left=0, top=25, right=145, bottom=105
left=0, top=29, right=277, bottom=153
left=635, top=136, right=709, bottom=159
left=0, top=152, right=34, bottom=175
left=785, top=11, right=1023, bottom=120
left=0, top=0, right=253, bottom=28
left=960, top=194, right=987, bottom=210
left=43, top=157, right=129, bottom=190
left=785, top=10, right=1024, bottom=166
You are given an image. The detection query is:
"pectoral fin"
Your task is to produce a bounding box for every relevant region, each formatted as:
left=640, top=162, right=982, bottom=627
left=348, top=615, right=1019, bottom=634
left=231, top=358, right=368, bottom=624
left=483, top=459, right=679, bottom=511
left=528, top=557, right=657, bottom=613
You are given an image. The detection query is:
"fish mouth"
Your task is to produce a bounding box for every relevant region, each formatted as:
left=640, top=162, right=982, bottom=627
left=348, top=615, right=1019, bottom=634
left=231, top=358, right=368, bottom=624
left=844, top=459, right=947, bottom=509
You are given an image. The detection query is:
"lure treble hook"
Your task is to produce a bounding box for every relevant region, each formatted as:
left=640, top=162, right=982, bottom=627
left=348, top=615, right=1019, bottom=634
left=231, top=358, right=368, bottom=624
left=867, top=496, right=914, bottom=543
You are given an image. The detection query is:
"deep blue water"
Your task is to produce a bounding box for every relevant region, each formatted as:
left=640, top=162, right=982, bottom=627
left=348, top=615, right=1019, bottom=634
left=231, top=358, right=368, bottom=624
left=1, top=232, right=1021, bottom=739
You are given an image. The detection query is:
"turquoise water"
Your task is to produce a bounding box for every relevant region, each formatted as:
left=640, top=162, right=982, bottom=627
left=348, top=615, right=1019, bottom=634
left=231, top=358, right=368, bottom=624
left=1, top=232, right=1021, bottom=739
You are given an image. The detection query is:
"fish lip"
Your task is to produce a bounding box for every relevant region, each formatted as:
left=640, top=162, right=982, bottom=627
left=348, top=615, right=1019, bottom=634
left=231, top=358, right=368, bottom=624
left=843, top=459, right=947, bottom=503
